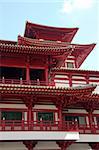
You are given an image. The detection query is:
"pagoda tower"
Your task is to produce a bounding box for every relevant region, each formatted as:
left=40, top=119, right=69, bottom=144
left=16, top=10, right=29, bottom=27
left=0, top=21, right=99, bottom=150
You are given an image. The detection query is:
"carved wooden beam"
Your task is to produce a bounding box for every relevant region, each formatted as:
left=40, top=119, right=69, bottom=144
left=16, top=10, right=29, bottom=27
left=23, top=141, right=37, bottom=150
left=89, top=143, right=99, bottom=150
left=56, top=141, right=74, bottom=150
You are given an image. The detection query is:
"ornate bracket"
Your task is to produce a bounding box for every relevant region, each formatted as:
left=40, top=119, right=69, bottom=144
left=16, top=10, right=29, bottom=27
left=23, top=141, right=37, bottom=150
left=89, top=143, right=99, bottom=150
left=56, top=141, right=74, bottom=150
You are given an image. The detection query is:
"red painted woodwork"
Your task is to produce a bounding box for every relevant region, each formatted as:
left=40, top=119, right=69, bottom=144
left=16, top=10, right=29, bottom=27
left=23, top=141, right=37, bottom=150
left=58, top=105, right=63, bottom=129
left=57, top=141, right=74, bottom=150
left=24, top=21, right=78, bottom=42
left=0, top=120, right=78, bottom=132
left=0, top=78, right=54, bottom=86
left=89, top=143, right=99, bottom=150
left=1, top=108, right=99, bottom=134
left=0, top=20, right=99, bottom=149
left=26, top=63, right=30, bottom=81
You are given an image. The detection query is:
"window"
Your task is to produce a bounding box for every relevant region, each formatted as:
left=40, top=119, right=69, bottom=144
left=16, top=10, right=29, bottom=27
left=67, top=62, right=74, bottom=68
left=96, top=116, right=99, bottom=125
left=30, top=69, right=45, bottom=81
left=1, top=111, right=22, bottom=120
left=65, top=115, right=86, bottom=125
left=65, top=115, right=78, bottom=122
left=38, top=112, right=54, bottom=122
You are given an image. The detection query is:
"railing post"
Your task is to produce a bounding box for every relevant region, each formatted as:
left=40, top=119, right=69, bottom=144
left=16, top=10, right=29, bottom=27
left=2, top=117, right=5, bottom=131
left=37, top=79, right=40, bottom=85
left=40, top=118, right=43, bottom=130
left=75, top=118, right=78, bottom=131
left=2, top=76, right=5, bottom=84
left=11, top=79, right=14, bottom=84
left=20, top=77, right=23, bottom=84
left=11, top=121, right=14, bottom=130
left=22, top=118, right=25, bottom=130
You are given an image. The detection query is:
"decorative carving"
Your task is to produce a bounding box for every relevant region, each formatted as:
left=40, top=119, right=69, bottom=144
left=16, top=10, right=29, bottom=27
left=83, top=101, right=94, bottom=113
left=57, top=141, right=73, bottom=150
left=23, top=141, right=37, bottom=150
left=89, top=143, right=99, bottom=150
left=23, top=96, right=36, bottom=108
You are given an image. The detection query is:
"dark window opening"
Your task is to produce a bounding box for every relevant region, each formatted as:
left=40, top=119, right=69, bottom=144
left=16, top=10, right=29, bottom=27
left=38, top=112, right=54, bottom=122
left=30, top=69, right=45, bottom=81
left=0, top=67, right=26, bottom=80
left=65, top=115, right=86, bottom=125
left=1, top=111, right=22, bottom=120
left=96, top=117, right=99, bottom=125
left=67, top=62, right=74, bottom=68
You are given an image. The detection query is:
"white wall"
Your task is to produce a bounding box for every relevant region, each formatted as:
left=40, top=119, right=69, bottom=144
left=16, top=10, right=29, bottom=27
left=0, top=104, right=26, bottom=109
left=68, top=143, right=92, bottom=150
left=0, top=142, right=26, bottom=150
left=63, top=109, right=87, bottom=114
left=0, top=142, right=92, bottom=150
left=93, top=110, right=99, bottom=114
left=34, top=105, right=57, bottom=110
left=0, top=131, right=79, bottom=140
left=34, top=141, right=59, bottom=150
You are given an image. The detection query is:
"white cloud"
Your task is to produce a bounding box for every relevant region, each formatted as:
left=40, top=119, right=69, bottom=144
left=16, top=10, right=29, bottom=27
left=61, top=0, right=95, bottom=13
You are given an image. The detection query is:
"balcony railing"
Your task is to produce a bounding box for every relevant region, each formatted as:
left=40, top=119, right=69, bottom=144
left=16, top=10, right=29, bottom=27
left=0, top=78, right=55, bottom=86
left=1, top=120, right=99, bottom=134
left=79, top=124, right=99, bottom=134
left=0, top=120, right=78, bottom=132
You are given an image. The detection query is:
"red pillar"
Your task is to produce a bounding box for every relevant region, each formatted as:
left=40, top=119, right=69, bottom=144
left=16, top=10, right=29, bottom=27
left=84, top=103, right=95, bottom=133
left=58, top=105, right=63, bottom=130
left=27, top=104, right=33, bottom=130
left=45, top=67, right=48, bottom=84
left=26, top=63, right=30, bottom=81
left=88, top=111, right=95, bottom=133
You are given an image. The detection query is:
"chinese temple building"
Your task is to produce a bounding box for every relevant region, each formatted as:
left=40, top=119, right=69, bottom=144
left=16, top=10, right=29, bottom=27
left=0, top=21, right=99, bottom=150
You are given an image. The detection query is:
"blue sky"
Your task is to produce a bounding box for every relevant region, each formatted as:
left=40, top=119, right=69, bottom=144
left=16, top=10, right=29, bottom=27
left=0, top=0, right=99, bottom=70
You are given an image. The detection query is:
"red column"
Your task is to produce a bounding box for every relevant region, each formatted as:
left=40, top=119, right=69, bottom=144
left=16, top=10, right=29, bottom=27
left=27, top=104, right=33, bottom=130
left=58, top=105, right=62, bottom=130
left=26, top=63, right=30, bottom=82
left=88, top=111, right=95, bottom=133
left=45, top=67, right=48, bottom=84
left=84, top=103, right=95, bottom=133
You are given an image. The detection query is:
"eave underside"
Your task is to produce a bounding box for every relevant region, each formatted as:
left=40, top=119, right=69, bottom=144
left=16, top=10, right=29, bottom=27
left=0, top=38, right=96, bottom=69
left=0, top=84, right=98, bottom=109
left=24, top=21, right=78, bottom=42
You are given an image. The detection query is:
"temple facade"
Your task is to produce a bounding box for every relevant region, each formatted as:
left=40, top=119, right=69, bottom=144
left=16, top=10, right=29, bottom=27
left=0, top=21, right=99, bottom=150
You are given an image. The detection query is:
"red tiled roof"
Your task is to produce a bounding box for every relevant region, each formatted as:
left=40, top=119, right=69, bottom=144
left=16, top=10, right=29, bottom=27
left=0, top=84, right=96, bottom=95
left=0, top=43, right=72, bottom=55
left=52, top=68, right=99, bottom=75
left=24, top=21, right=78, bottom=42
